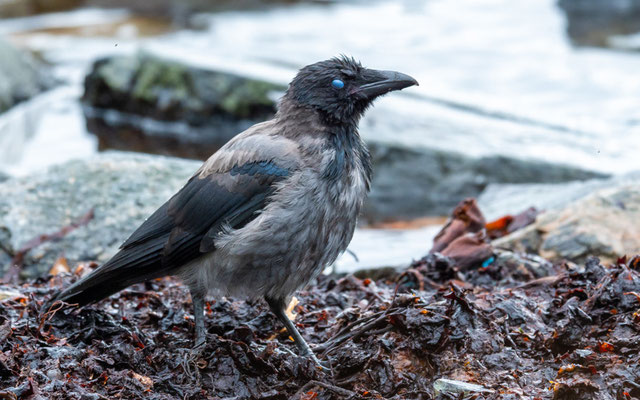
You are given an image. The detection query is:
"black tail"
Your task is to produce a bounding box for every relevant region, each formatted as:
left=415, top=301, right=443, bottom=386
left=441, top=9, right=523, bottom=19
left=51, top=237, right=169, bottom=306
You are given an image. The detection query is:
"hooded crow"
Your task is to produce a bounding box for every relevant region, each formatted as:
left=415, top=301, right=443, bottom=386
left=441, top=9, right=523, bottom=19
left=51, top=56, right=418, bottom=366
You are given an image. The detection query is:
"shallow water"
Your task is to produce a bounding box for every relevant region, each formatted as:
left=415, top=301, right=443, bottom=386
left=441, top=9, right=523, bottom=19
left=1, top=0, right=640, bottom=270
left=158, top=0, right=640, bottom=174
left=3, top=0, right=640, bottom=176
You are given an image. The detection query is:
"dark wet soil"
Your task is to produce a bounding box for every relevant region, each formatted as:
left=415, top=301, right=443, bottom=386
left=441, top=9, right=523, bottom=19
left=1, top=250, right=639, bottom=399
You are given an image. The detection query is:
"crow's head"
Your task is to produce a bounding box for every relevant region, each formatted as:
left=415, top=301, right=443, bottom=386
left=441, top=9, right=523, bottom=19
left=286, top=56, right=418, bottom=125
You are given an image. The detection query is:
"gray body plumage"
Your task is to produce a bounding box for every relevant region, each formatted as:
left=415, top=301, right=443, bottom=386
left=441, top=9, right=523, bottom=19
left=51, top=56, right=416, bottom=365
left=180, top=100, right=371, bottom=302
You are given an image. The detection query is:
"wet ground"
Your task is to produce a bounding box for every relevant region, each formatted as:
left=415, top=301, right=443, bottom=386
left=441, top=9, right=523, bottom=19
left=1, top=250, right=639, bottom=399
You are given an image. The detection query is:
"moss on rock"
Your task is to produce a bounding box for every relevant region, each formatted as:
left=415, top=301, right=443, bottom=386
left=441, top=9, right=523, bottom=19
left=83, top=52, right=284, bottom=122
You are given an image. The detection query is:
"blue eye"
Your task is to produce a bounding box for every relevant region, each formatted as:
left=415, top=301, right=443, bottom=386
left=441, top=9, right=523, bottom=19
left=331, top=79, right=344, bottom=89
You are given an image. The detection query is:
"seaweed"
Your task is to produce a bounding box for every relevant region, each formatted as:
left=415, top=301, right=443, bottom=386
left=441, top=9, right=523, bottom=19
left=1, top=201, right=638, bottom=399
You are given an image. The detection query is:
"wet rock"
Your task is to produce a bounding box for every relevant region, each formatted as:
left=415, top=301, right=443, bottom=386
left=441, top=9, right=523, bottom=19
left=82, top=52, right=284, bottom=160
left=0, top=38, right=53, bottom=113
left=558, top=0, right=640, bottom=47
left=495, top=185, right=640, bottom=263
left=83, top=0, right=334, bottom=23
left=0, top=0, right=82, bottom=17
left=0, top=0, right=318, bottom=19
left=364, top=142, right=605, bottom=222
left=478, top=171, right=640, bottom=220
left=0, top=151, right=200, bottom=279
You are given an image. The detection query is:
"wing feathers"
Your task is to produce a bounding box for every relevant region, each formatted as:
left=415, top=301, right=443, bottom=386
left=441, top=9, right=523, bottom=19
left=54, top=129, right=302, bottom=306
left=122, top=159, right=293, bottom=272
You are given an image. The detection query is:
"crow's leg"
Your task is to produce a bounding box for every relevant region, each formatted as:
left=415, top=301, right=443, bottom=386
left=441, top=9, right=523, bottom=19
left=266, top=296, right=327, bottom=370
left=189, top=285, right=207, bottom=350
left=180, top=286, right=208, bottom=380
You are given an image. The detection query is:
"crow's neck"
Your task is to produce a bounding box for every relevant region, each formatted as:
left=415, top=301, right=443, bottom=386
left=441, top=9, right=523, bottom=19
left=276, top=97, right=360, bottom=137
left=276, top=97, right=372, bottom=182
left=324, top=123, right=367, bottom=182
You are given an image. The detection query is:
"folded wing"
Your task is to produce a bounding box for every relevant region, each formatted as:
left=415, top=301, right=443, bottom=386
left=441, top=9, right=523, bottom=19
left=53, top=132, right=300, bottom=306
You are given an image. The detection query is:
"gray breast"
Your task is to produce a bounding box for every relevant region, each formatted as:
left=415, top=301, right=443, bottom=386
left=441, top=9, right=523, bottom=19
left=180, top=146, right=369, bottom=301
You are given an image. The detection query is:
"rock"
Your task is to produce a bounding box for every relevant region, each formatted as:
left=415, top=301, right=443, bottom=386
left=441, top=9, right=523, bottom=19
left=83, top=0, right=331, bottom=23
left=557, top=0, right=640, bottom=47
left=0, top=0, right=82, bottom=18
left=0, top=0, right=31, bottom=17
left=0, top=0, right=316, bottom=19
left=0, top=152, right=200, bottom=279
left=478, top=171, right=640, bottom=220
left=0, top=38, right=53, bottom=113
left=494, top=185, right=640, bottom=264
left=363, top=142, right=606, bottom=222
left=82, top=53, right=284, bottom=160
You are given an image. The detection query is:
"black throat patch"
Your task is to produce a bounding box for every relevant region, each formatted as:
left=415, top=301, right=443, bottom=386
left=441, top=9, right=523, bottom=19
left=323, top=125, right=372, bottom=185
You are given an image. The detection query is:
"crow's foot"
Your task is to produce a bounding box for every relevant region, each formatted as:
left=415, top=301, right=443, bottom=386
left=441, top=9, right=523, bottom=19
left=301, top=349, right=331, bottom=373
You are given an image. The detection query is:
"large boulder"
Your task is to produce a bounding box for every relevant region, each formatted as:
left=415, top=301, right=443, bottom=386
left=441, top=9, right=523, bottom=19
left=493, top=184, right=640, bottom=264
left=557, top=0, right=640, bottom=47
left=0, top=38, right=53, bottom=113
left=363, top=143, right=605, bottom=222
left=82, top=53, right=284, bottom=160
left=0, top=152, right=200, bottom=279
left=0, top=0, right=317, bottom=19
left=478, top=172, right=640, bottom=220
left=83, top=0, right=326, bottom=19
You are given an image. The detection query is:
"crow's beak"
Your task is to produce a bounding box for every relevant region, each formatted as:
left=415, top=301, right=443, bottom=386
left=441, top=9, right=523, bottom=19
left=357, top=70, right=418, bottom=99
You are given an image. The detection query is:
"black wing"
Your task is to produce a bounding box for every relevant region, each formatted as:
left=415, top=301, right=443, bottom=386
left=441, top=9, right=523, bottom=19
left=124, top=160, right=291, bottom=263
left=53, top=159, right=291, bottom=306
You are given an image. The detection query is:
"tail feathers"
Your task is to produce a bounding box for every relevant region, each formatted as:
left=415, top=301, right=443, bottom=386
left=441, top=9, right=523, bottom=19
left=52, top=237, right=169, bottom=307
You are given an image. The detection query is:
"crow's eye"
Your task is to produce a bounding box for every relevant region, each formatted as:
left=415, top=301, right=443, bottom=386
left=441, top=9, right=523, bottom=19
left=331, top=79, right=344, bottom=89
